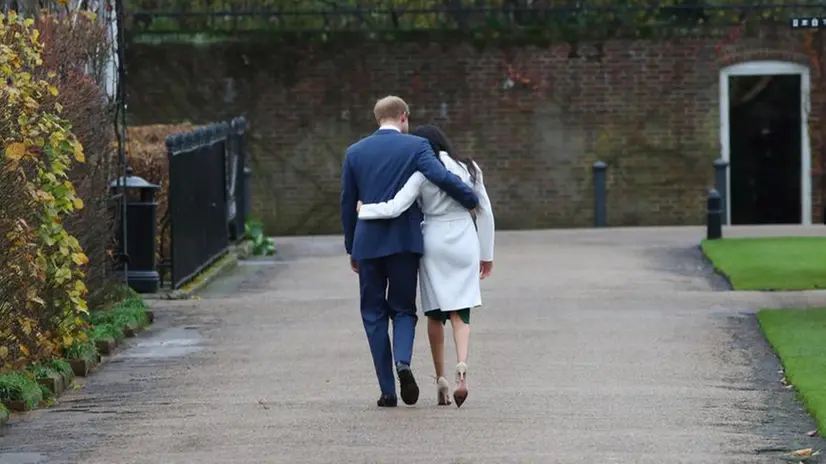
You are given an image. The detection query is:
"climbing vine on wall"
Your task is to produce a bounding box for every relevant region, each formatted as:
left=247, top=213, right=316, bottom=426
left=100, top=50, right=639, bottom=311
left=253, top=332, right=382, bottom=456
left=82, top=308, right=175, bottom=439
left=125, top=0, right=809, bottom=43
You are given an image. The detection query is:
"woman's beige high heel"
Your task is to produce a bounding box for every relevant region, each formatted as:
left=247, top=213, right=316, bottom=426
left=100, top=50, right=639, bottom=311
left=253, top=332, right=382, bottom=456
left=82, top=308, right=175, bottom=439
left=453, top=362, right=468, bottom=408
left=436, top=376, right=452, bottom=406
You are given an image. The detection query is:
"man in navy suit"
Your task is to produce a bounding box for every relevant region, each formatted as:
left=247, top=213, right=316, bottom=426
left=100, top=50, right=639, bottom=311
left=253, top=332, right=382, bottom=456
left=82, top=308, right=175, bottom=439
left=340, top=96, right=479, bottom=407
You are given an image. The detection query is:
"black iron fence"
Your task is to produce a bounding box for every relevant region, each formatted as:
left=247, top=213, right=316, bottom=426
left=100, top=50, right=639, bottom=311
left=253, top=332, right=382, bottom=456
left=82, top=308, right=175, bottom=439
left=164, top=117, right=249, bottom=290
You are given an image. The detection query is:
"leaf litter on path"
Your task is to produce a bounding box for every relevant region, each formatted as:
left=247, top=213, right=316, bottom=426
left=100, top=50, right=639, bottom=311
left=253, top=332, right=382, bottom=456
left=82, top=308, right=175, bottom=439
left=781, top=448, right=821, bottom=462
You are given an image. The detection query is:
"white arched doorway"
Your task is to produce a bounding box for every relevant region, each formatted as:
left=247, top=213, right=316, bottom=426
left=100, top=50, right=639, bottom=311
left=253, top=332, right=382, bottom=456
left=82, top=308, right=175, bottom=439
left=719, top=60, right=811, bottom=225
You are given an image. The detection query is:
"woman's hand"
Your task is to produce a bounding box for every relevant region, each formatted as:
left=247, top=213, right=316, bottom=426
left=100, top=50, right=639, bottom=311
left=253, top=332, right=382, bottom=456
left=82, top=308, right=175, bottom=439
left=356, top=200, right=362, bottom=213
left=480, top=261, right=493, bottom=279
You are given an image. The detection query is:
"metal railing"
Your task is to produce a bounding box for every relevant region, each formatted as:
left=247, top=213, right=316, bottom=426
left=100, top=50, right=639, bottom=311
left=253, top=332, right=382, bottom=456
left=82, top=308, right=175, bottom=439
left=164, top=117, right=248, bottom=290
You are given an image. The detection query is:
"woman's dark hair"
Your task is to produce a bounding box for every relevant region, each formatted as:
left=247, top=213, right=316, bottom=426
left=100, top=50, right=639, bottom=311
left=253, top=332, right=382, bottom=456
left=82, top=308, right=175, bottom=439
left=412, top=124, right=478, bottom=184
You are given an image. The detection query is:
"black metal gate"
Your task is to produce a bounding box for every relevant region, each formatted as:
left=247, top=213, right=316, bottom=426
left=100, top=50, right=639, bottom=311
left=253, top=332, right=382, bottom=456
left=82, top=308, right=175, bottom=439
left=166, top=123, right=231, bottom=289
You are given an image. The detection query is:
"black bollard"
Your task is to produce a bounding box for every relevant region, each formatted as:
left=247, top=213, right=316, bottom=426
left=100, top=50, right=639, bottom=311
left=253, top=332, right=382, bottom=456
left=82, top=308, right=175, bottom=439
left=110, top=167, right=161, bottom=293
left=707, top=188, right=723, bottom=240
left=592, top=161, right=608, bottom=228
left=713, top=158, right=729, bottom=225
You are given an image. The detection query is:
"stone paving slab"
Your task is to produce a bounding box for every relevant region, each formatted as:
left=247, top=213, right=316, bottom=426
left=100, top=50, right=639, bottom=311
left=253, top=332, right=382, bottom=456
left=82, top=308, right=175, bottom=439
left=1, top=227, right=825, bottom=464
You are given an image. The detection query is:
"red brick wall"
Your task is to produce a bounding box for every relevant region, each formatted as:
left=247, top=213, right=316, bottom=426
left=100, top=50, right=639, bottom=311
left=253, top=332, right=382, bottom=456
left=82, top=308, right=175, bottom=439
left=126, top=31, right=822, bottom=234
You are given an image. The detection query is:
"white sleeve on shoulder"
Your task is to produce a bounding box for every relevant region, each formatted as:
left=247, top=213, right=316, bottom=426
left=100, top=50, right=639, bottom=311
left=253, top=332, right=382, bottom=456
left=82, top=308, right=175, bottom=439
left=358, top=172, right=426, bottom=220
left=472, top=162, right=495, bottom=262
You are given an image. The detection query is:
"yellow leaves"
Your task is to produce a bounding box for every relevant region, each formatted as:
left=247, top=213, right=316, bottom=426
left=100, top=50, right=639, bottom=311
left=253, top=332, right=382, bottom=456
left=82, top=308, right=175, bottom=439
left=9, top=53, right=21, bottom=69
left=71, top=252, right=89, bottom=266
left=791, top=448, right=821, bottom=458
left=27, top=287, right=44, bottom=306
left=66, top=235, right=80, bottom=249
left=62, top=335, right=73, bottom=347
left=0, top=12, right=92, bottom=359
left=56, top=0, right=68, bottom=5
left=19, top=318, right=34, bottom=336
left=4, top=160, right=19, bottom=173
left=49, top=130, right=66, bottom=146
left=54, top=266, right=71, bottom=283
left=22, top=95, right=39, bottom=113
left=74, top=279, right=88, bottom=296
left=73, top=141, right=85, bottom=163
left=34, top=189, right=54, bottom=202
left=4, top=142, right=26, bottom=161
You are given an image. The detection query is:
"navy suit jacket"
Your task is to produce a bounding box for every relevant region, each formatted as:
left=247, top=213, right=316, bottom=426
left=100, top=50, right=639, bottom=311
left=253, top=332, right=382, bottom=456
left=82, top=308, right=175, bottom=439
left=341, top=129, right=479, bottom=261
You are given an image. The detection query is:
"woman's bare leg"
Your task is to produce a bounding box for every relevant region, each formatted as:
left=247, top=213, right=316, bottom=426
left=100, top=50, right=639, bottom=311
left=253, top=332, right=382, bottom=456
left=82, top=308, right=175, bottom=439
left=427, top=316, right=446, bottom=379
left=450, top=310, right=471, bottom=407
left=427, top=315, right=451, bottom=405
left=449, top=310, right=470, bottom=364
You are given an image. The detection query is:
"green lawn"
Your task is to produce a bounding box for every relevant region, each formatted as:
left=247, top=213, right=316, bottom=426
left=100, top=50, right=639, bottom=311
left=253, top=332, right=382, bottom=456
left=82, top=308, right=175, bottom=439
left=701, top=236, right=826, bottom=291
left=758, top=307, right=826, bottom=433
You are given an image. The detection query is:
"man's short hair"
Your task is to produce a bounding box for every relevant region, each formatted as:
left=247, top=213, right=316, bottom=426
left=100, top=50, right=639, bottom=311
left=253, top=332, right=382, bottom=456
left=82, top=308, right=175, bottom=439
left=373, top=96, right=409, bottom=123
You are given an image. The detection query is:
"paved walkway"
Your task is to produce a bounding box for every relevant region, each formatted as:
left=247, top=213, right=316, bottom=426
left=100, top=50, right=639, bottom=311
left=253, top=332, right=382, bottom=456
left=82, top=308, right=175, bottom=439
left=1, top=226, right=826, bottom=464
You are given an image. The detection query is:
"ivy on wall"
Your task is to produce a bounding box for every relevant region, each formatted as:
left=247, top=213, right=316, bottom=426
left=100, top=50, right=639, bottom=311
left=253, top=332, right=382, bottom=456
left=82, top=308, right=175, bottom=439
left=125, top=0, right=815, bottom=45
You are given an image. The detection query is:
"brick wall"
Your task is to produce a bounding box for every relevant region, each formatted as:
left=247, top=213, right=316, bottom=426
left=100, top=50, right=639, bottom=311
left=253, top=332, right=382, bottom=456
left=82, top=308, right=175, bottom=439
left=126, top=31, right=822, bottom=235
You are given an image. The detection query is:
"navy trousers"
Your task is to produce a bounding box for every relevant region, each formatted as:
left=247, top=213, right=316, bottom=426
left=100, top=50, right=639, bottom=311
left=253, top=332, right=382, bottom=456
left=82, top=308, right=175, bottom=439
left=358, top=252, right=420, bottom=395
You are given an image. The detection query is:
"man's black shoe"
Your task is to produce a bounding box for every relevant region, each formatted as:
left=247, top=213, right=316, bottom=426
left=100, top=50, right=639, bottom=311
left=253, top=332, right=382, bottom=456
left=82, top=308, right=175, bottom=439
left=377, top=394, right=398, bottom=407
left=396, top=363, right=419, bottom=405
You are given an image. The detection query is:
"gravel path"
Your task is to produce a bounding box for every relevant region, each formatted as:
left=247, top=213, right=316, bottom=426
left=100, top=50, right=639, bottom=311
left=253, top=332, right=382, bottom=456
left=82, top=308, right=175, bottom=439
left=1, top=226, right=824, bottom=464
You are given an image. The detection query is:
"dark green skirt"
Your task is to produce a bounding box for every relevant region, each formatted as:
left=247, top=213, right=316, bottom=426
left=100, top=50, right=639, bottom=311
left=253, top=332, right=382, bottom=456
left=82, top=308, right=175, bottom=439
left=425, top=308, right=470, bottom=325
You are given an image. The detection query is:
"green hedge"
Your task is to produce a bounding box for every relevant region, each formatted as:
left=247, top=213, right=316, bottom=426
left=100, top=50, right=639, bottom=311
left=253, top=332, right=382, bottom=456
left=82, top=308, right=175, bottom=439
left=0, top=373, right=43, bottom=410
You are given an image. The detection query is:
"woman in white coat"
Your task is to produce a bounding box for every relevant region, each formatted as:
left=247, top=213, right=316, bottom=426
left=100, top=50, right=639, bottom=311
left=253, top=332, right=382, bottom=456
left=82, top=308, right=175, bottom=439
left=357, top=125, right=495, bottom=408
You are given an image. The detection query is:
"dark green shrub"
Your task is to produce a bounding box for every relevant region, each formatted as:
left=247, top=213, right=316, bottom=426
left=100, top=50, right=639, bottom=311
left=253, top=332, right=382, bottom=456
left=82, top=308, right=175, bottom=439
left=89, top=323, right=125, bottom=343
left=63, top=340, right=97, bottom=362
left=245, top=219, right=275, bottom=256
left=0, top=373, right=43, bottom=409
left=46, top=359, right=72, bottom=378
left=90, top=297, right=148, bottom=330
left=26, top=363, right=57, bottom=380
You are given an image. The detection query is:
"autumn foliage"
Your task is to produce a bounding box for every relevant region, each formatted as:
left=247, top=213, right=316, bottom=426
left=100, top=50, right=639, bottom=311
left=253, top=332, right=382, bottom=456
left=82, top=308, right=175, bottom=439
left=36, top=12, right=117, bottom=308
left=126, top=123, right=195, bottom=263
left=0, top=11, right=91, bottom=369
